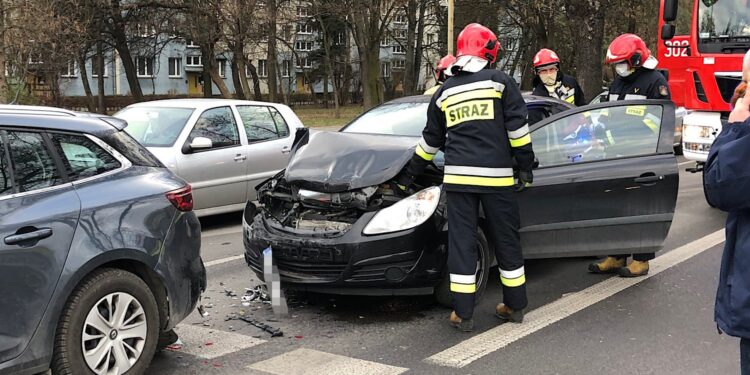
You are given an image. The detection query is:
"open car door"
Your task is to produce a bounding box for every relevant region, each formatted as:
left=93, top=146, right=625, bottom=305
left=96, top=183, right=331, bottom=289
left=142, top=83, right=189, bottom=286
left=518, top=99, right=679, bottom=259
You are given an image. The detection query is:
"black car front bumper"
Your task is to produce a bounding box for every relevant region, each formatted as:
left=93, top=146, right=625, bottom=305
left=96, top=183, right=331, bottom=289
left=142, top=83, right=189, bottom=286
left=243, top=211, right=447, bottom=295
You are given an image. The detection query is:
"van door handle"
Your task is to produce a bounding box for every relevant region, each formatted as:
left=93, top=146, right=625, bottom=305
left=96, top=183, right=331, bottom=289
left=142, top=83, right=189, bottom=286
left=5, top=228, right=53, bottom=245
left=281, top=146, right=291, bottom=154
left=634, top=173, right=663, bottom=185
left=234, top=154, right=247, bottom=162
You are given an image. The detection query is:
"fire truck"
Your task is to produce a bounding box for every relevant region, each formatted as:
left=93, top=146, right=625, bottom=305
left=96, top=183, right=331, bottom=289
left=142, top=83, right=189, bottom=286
left=659, top=0, right=748, bottom=172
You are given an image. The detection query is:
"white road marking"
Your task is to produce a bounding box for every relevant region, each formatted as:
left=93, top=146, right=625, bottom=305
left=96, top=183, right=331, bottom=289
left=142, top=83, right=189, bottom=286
left=424, top=229, right=726, bottom=368
left=248, top=348, right=409, bottom=375
left=172, top=324, right=265, bottom=359
left=204, top=255, right=245, bottom=267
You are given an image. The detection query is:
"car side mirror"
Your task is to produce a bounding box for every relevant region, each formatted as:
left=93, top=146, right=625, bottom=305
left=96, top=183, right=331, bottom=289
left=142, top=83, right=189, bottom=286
left=533, top=157, right=540, bottom=169
left=190, top=137, right=213, bottom=150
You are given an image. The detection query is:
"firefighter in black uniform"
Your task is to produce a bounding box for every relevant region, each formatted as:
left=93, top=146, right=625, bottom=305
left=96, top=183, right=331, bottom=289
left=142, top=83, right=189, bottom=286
left=531, top=48, right=587, bottom=107
left=397, top=23, right=534, bottom=331
left=588, top=33, right=671, bottom=278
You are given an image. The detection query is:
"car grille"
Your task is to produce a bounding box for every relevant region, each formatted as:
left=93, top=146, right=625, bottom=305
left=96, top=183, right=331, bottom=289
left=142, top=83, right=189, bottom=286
left=275, top=259, right=347, bottom=281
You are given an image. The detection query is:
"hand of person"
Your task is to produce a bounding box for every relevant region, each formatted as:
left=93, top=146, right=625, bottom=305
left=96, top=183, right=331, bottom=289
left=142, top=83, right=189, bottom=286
left=729, top=86, right=750, bottom=123
left=516, top=170, right=533, bottom=192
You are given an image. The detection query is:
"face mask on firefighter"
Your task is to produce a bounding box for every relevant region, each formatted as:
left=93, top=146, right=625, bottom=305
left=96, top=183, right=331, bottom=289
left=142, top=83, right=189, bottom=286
left=538, top=67, right=558, bottom=86
left=615, top=62, right=633, bottom=77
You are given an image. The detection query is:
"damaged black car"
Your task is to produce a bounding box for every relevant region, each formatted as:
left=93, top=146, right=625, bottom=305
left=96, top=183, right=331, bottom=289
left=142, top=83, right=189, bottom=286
left=243, top=95, right=679, bottom=304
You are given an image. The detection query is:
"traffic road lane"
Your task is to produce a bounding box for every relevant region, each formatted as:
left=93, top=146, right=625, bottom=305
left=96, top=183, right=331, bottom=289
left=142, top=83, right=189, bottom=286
left=147, top=159, right=728, bottom=374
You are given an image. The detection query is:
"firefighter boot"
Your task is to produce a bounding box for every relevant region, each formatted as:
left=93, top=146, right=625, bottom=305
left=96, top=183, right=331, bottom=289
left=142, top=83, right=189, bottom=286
left=449, top=311, right=474, bottom=332
left=617, top=260, right=649, bottom=277
left=495, top=303, right=524, bottom=323
left=588, top=256, right=626, bottom=274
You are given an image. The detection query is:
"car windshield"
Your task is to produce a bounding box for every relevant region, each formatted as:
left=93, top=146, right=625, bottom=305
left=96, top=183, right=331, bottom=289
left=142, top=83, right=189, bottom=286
left=341, top=102, right=428, bottom=136
left=114, top=107, right=194, bottom=147
left=699, top=0, right=750, bottom=39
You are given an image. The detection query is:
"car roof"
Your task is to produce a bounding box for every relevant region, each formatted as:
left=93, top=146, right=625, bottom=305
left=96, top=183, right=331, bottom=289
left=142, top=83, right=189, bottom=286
left=0, top=105, right=126, bottom=135
left=387, top=94, right=573, bottom=108
left=125, top=98, right=289, bottom=110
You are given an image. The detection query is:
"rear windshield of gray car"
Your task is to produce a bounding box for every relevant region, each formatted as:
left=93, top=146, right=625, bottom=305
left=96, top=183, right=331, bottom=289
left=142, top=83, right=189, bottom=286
left=115, top=107, right=194, bottom=147
left=341, top=102, right=428, bottom=137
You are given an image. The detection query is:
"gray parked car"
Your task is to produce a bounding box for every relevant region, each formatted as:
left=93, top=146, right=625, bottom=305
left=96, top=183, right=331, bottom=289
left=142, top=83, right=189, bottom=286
left=0, top=106, right=205, bottom=375
left=114, top=99, right=304, bottom=217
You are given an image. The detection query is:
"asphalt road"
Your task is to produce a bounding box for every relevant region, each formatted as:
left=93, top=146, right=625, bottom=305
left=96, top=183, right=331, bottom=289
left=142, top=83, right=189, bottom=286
left=146, top=157, right=737, bottom=375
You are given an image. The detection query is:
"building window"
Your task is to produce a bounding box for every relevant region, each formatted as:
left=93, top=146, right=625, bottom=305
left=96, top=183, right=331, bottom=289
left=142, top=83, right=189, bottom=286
left=283, top=26, right=293, bottom=41
left=380, top=37, right=389, bottom=47
left=426, top=33, right=435, bottom=45
left=61, top=60, right=77, bottom=78
left=168, top=57, right=181, bottom=77
left=392, top=44, right=405, bottom=54
left=394, top=13, right=407, bottom=24
left=334, top=32, right=346, bottom=46
left=135, top=23, right=156, bottom=37
left=296, top=57, right=312, bottom=68
left=295, top=41, right=314, bottom=51
left=136, top=56, right=155, bottom=77
left=186, top=55, right=202, bottom=67
left=217, top=59, right=227, bottom=78
left=282, top=60, right=291, bottom=77
left=91, top=58, right=107, bottom=77
left=297, top=6, right=310, bottom=17
left=186, top=39, right=199, bottom=48
left=393, top=59, right=405, bottom=70
left=258, top=59, right=268, bottom=77
left=381, top=62, right=390, bottom=78
left=296, top=23, right=314, bottom=34
left=395, top=29, right=407, bottom=39
left=28, top=53, right=43, bottom=64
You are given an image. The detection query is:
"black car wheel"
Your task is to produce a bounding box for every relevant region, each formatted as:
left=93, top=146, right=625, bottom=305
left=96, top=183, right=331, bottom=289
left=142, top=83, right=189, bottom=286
left=434, top=227, right=491, bottom=307
left=52, top=268, right=160, bottom=375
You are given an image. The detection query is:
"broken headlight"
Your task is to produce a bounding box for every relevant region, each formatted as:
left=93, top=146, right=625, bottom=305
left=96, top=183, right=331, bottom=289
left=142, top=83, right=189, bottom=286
left=363, top=186, right=441, bottom=235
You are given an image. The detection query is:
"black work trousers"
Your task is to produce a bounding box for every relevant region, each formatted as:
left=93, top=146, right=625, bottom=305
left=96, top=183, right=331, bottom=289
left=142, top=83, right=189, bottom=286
left=447, top=188, right=528, bottom=320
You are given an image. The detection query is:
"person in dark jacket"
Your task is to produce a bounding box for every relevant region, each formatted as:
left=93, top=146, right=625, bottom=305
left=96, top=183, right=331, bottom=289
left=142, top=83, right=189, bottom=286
left=588, top=33, right=671, bottom=278
left=397, top=23, right=533, bottom=332
left=705, top=52, right=750, bottom=373
left=530, top=48, right=586, bottom=107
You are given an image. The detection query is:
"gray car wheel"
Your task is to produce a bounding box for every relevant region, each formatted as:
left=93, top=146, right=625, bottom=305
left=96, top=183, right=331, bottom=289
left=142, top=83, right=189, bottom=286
left=52, top=268, right=159, bottom=375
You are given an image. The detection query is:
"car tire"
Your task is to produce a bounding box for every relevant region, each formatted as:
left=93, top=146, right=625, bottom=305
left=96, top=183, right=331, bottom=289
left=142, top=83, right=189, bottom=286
left=435, top=227, right=491, bottom=307
left=52, top=268, right=160, bottom=375
left=674, top=144, right=683, bottom=156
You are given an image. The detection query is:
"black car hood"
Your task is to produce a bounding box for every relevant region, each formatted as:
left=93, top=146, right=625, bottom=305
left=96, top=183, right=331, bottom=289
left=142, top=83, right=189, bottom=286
left=284, top=131, right=418, bottom=193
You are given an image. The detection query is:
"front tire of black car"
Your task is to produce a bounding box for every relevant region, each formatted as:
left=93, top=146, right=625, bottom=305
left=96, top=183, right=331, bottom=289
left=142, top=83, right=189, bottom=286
left=435, top=227, right=491, bottom=307
left=52, top=268, right=160, bottom=375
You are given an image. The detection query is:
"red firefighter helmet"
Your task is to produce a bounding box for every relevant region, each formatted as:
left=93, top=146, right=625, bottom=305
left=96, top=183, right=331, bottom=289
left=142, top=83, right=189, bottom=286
left=533, top=48, right=560, bottom=70
left=435, top=54, right=457, bottom=82
left=605, top=33, right=651, bottom=68
left=456, top=23, right=500, bottom=63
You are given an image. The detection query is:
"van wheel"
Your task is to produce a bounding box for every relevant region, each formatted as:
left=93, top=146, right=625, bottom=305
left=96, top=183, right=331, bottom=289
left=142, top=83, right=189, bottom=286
left=52, top=268, right=159, bottom=375
left=435, top=228, right=491, bottom=307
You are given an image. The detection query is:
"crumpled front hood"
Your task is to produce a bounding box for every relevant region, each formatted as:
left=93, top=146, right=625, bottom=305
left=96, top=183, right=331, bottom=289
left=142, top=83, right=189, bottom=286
left=284, top=131, right=418, bottom=193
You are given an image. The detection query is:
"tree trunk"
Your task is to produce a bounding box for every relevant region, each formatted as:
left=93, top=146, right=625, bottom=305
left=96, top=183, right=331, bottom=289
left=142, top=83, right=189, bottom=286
left=96, top=41, right=106, bottom=113
left=231, top=56, right=246, bottom=99
left=234, top=50, right=252, bottom=100
left=317, top=14, right=340, bottom=118
left=413, top=1, right=426, bottom=92
left=246, top=62, right=262, bottom=100
left=565, top=0, right=605, bottom=103
left=0, top=1, right=6, bottom=103
left=361, top=46, right=382, bottom=109
left=77, top=53, right=97, bottom=112
left=267, top=0, right=278, bottom=102
left=403, top=0, right=418, bottom=95
left=108, top=1, right=143, bottom=102
left=200, top=42, right=231, bottom=98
